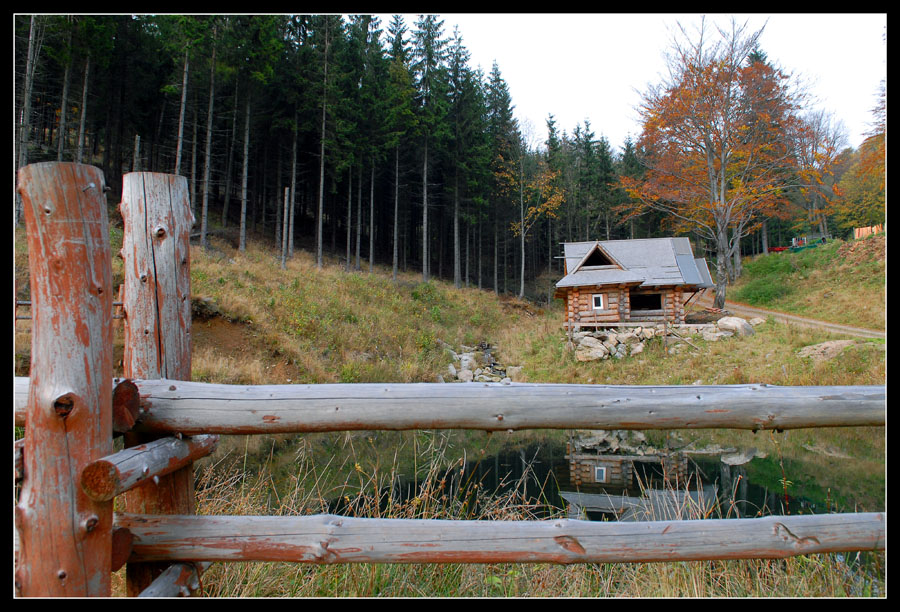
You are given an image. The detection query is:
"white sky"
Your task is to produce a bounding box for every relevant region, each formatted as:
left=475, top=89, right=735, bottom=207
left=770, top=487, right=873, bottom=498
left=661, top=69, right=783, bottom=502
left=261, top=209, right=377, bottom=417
left=384, top=13, right=886, bottom=154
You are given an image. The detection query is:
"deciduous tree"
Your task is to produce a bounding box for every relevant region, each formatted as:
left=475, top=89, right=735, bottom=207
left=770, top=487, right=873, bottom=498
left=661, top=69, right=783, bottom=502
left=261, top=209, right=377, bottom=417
left=621, top=18, right=803, bottom=308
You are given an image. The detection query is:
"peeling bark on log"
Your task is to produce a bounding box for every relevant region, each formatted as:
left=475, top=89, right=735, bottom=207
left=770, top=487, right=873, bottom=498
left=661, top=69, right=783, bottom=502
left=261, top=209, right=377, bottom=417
left=14, top=378, right=885, bottom=434
left=119, top=172, right=197, bottom=596
left=114, top=381, right=889, bottom=434
left=116, top=512, right=885, bottom=565
left=119, top=172, right=194, bottom=379
left=15, top=162, right=113, bottom=596
left=138, top=562, right=211, bottom=598
left=81, top=435, right=218, bottom=502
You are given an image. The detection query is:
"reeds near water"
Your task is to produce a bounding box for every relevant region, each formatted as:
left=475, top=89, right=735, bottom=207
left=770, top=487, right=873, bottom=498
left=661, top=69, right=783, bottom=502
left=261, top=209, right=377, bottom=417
left=153, top=431, right=884, bottom=598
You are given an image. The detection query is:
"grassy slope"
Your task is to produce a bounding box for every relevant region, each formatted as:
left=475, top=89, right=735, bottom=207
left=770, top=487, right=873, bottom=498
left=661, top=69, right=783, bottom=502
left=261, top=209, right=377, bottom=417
left=186, top=233, right=885, bottom=512
left=727, top=234, right=885, bottom=331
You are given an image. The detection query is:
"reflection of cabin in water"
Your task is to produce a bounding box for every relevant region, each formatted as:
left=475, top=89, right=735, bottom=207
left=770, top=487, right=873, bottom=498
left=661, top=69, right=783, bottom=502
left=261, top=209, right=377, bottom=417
left=554, top=238, right=713, bottom=329
left=560, top=486, right=719, bottom=522
left=563, top=435, right=716, bottom=521
left=565, top=438, right=689, bottom=490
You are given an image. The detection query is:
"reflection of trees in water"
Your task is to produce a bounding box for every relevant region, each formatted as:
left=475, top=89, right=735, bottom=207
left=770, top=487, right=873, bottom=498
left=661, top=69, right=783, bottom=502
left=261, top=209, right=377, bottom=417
left=323, top=439, right=840, bottom=521
left=326, top=440, right=568, bottom=519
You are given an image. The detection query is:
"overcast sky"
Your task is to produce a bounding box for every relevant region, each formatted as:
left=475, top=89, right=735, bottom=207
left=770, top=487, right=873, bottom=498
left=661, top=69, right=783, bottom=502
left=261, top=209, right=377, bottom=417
left=383, top=13, right=886, bottom=154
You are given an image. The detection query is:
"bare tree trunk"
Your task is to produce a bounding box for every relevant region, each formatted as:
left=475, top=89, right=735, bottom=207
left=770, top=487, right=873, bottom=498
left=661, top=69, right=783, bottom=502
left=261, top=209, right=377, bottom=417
left=18, top=16, right=41, bottom=171
left=239, top=92, right=250, bottom=252
left=75, top=54, right=90, bottom=164
left=369, top=163, right=375, bottom=273
left=392, top=146, right=399, bottom=281
left=132, top=134, right=141, bottom=171
left=222, top=80, right=239, bottom=227
left=56, top=24, right=72, bottom=162
left=281, top=187, right=289, bottom=269
left=422, top=138, right=429, bottom=282
left=190, top=96, right=198, bottom=218
left=465, top=222, right=470, bottom=287
left=275, top=145, right=283, bottom=244
left=316, top=32, right=330, bottom=269
left=453, top=173, right=461, bottom=289
left=355, top=164, right=362, bottom=270
left=174, top=48, right=189, bottom=175
left=346, top=167, right=352, bottom=270
left=519, top=158, right=526, bottom=299
left=200, top=27, right=216, bottom=250
left=493, top=218, right=499, bottom=294
left=288, top=114, right=297, bottom=258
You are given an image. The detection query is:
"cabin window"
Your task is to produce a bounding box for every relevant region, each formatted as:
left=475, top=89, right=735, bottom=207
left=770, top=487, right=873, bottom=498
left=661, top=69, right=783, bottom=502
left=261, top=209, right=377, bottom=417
left=594, top=466, right=608, bottom=483
left=592, top=294, right=604, bottom=310
left=631, top=292, right=663, bottom=311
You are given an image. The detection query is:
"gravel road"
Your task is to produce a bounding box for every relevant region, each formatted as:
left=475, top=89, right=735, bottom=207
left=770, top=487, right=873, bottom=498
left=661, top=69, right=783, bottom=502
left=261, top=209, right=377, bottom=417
left=694, top=293, right=885, bottom=340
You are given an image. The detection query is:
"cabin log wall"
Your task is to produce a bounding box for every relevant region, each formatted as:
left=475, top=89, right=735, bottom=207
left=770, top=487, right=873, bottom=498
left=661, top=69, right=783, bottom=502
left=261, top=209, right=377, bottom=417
left=562, top=285, right=686, bottom=327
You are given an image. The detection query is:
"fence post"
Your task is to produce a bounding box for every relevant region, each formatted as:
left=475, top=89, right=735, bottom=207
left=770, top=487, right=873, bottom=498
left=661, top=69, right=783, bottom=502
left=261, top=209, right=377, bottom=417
left=118, top=172, right=196, bottom=595
left=15, top=162, right=113, bottom=596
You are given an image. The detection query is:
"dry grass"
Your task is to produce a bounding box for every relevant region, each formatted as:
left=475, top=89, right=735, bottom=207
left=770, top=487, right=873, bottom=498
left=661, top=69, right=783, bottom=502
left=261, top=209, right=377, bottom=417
left=15, top=221, right=885, bottom=598
left=187, top=433, right=883, bottom=598
left=187, top=237, right=518, bottom=386
left=728, top=234, right=886, bottom=331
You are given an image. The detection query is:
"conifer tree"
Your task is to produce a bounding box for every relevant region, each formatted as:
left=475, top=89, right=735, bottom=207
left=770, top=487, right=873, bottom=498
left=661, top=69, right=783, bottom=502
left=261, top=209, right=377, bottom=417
left=411, top=14, right=450, bottom=282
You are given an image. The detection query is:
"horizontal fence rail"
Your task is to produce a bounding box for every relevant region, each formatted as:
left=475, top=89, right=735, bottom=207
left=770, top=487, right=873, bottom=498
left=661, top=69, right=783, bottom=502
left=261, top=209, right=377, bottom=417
left=14, top=163, right=886, bottom=597
left=14, top=377, right=886, bottom=434
left=116, top=512, right=885, bottom=565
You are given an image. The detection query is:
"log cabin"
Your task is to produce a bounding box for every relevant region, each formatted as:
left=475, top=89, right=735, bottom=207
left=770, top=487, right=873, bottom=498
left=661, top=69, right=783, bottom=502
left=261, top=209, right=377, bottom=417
left=554, top=238, right=713, bottom=329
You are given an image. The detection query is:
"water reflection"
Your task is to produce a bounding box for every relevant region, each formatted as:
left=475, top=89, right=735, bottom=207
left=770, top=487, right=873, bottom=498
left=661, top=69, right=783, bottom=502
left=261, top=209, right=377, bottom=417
left=325, top=436, right=875, bottom=522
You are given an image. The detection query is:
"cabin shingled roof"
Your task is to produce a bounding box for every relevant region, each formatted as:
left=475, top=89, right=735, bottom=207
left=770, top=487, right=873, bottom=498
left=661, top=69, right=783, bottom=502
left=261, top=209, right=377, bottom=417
left=556, top=238, right=714, bottom=290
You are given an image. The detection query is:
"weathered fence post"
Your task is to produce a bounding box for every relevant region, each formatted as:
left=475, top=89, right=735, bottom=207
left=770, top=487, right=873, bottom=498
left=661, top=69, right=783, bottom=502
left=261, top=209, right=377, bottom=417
left=118, top=172, right=196, bottom=595
left=15, top=162, right=113, bottom=596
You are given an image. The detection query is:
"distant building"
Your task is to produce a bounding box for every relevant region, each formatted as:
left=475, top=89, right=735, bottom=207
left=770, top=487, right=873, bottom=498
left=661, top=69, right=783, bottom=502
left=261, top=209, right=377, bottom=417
left=554, top=238, right=713, bottom=328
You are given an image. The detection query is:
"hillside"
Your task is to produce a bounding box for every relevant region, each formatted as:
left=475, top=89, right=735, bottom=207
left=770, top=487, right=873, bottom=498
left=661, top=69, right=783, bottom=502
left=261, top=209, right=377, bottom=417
left=14, top=225, right=886, bottom=597
left=726, top=234, right=885, bottom=331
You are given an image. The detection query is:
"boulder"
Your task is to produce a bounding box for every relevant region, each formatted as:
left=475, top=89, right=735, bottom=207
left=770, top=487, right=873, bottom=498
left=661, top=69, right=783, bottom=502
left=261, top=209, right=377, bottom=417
left=716, top=316, right=755, bottom=336
left=457, top=369, right=474, bottom=383
left=579, top=335, right=605, bottom=349
left=459, top=353, right=478, bottom=372
left=797, top=340, right=858, bottom=362
left=506, top=365, right=526, bottom=382
left=575, top=345, right=608, bottom=362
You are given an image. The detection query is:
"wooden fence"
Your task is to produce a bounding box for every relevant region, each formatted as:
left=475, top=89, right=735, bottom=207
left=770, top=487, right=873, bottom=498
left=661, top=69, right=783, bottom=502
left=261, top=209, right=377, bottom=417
left=14, top=163, right=886, bottom=597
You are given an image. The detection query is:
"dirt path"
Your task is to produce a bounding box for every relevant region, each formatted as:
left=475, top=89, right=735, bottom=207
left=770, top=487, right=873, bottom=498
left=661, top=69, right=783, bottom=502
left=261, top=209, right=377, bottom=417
left=693, top=292, right=885, bottom=340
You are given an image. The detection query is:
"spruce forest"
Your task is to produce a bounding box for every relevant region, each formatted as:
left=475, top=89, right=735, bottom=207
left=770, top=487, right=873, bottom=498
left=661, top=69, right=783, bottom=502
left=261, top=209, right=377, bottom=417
left=14, top=15, right=886, bottom=303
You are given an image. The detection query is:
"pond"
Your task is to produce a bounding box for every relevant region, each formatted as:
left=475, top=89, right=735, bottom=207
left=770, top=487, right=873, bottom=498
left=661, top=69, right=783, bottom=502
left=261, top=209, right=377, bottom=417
left=318, top=430, right=885, bottom=523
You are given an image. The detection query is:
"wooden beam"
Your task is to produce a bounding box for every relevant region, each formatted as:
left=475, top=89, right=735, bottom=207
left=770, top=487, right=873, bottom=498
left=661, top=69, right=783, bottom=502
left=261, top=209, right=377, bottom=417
left=138, top=562, right=211, bottom=598
left=116, top=512, right=885, bottom=565
left=14, top=378, right=885, bottom=434
left=119, top=171, right=197, bottom=596
left=118, top=380, right=887, bottom=434
left=81, top=435, right=219, bottom=502
left=15, top=162, right=113, bottom=596
left=15, top=377, right=146, bottom=434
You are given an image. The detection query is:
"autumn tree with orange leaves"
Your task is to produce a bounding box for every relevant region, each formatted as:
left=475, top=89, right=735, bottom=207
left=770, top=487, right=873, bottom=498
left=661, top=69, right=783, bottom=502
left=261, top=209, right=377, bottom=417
left=833, top=82, right=886, bottom=233
left=620, top=18, right=805, bottom=308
